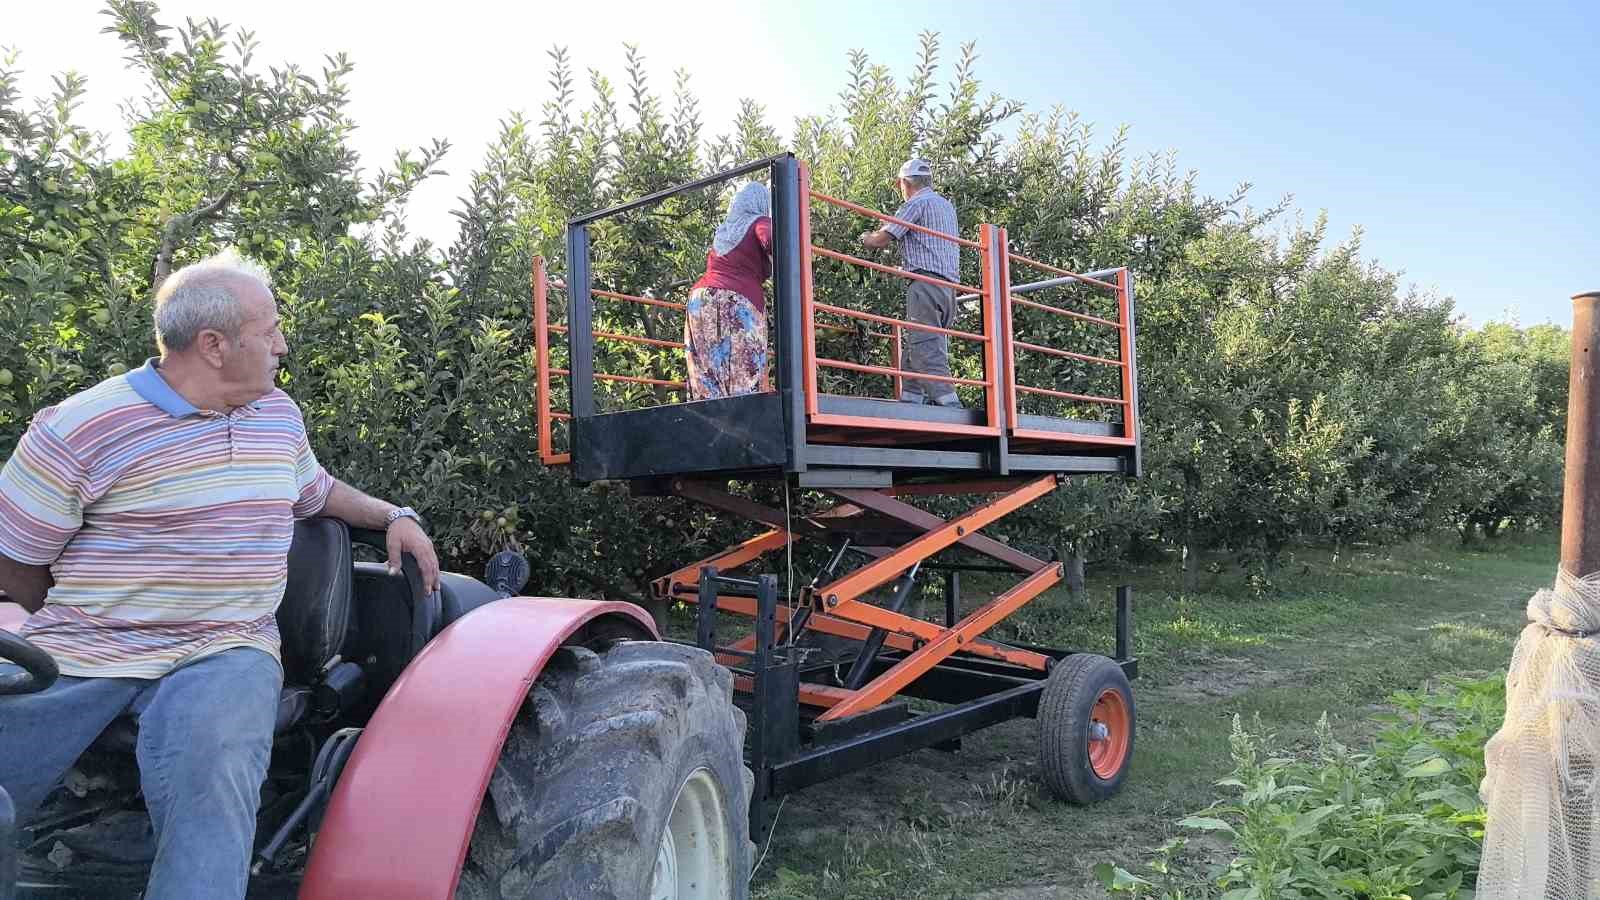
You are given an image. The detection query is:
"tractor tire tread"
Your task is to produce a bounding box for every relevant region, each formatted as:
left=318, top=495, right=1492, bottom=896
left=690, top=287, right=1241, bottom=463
left=458, top=640, right=753, bottom=899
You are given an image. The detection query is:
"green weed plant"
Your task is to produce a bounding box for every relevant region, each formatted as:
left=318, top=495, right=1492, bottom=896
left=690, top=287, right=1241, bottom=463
left=1099, top=676, right=1501, bottom=899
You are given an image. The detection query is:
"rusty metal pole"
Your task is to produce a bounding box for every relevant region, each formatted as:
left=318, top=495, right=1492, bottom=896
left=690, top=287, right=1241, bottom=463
left=1561, top=292, right=1600, bottom=577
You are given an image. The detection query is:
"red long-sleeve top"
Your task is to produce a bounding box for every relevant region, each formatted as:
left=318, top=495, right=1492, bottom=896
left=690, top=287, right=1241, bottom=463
left=692, top=217, right=773, bottom=312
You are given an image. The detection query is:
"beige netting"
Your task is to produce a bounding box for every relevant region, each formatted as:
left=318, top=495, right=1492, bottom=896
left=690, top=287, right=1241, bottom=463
left=1480, top=568, right=1600, bottom=899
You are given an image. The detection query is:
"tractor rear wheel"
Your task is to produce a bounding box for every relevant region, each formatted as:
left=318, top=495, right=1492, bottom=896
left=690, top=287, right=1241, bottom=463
left=457, top=640, right=753, bottom=899
left=1036, top=653, right=1135, bottom=804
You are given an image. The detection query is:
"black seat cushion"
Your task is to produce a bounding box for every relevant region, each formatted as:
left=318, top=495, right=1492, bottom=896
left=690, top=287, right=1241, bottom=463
left=279, top=517, right=353, bottom=684
left=438, top=572, right=500, bottom=626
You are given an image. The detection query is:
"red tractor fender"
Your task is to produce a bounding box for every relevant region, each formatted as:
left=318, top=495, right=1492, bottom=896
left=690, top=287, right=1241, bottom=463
left=299, top=596, right=657, bottom=899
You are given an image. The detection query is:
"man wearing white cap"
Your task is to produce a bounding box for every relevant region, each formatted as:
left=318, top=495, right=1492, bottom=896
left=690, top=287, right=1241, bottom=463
left=860, top=158, right=963, bottom=407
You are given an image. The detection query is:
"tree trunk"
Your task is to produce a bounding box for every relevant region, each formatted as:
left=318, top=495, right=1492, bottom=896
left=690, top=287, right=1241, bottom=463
left=1063, top=551, right=1086, bottom=602
left=1180, top=469, right=1201, bottom=594
left=1181, top=543, right=1200, bottom=594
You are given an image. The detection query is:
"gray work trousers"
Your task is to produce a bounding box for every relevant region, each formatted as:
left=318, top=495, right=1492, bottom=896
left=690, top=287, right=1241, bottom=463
left=903, top=272, right=959, bottom=404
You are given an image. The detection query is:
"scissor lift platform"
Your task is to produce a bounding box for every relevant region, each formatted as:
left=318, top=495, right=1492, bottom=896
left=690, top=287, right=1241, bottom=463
left=534, top=154, right=1144, bottom=837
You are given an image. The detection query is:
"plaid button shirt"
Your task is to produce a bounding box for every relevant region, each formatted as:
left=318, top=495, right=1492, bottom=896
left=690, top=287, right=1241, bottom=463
left=884, top=189, right=961, bottom=281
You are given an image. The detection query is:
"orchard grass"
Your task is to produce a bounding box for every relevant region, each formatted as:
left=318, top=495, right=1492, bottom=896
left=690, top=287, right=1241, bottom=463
left=743, top=532, right=1552, bottom=900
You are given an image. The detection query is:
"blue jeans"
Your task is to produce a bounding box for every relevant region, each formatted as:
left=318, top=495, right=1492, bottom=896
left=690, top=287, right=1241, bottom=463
left=0, top=647, right=281, bottom=900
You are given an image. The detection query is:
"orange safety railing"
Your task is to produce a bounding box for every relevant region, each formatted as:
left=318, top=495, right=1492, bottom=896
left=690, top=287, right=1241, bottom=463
left=534, top=260, right=693, bottom=466
left=535, top=156, right=1141, bottom=467
left=799, top=162, right=1004, bottom=438
left=1001, top=243, right=1137, bottom=447
left=533, top=257, right=569, bottom=465
left=533, top=273, right=856, bottom=466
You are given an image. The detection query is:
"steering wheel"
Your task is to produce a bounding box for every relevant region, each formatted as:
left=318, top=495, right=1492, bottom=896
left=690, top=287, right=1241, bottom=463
left=0, top=630, right=59, bottom=696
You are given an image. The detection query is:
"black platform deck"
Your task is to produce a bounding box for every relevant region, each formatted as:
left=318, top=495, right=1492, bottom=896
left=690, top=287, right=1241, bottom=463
left=558, top=154, right=1140, bottom=488
left=573, top=391, right=1131, bottom=486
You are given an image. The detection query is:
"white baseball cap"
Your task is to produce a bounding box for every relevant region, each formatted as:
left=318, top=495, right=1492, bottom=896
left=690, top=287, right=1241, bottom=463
left=897, top=158, right=933, bottom=179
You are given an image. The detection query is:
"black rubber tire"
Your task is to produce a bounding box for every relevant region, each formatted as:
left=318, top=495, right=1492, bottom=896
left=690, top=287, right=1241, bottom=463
left=457, top=640, right=754, bottom=899
left=1036, top=653, right=1135, bottom=804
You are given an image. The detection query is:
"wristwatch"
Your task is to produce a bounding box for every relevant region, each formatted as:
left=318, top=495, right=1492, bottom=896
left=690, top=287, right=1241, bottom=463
left=385, top=506, right=421, bottom=528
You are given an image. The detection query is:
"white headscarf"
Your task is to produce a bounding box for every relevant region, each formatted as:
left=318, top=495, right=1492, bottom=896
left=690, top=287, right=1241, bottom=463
left=711, top=182, right=771, bottom=256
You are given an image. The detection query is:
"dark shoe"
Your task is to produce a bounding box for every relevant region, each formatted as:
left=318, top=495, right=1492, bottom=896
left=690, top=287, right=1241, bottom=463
left=54, top=810, right=156, bottom=864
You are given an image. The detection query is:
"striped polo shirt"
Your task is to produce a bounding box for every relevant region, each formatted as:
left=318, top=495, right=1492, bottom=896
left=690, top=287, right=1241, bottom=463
left=886, top=189, right=961, bottom=282
left=0, top=359, right=334, bottom=679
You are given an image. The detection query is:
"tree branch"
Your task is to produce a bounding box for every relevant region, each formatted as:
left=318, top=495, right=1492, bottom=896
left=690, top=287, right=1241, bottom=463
left=151, top=187, right=236, bottom=287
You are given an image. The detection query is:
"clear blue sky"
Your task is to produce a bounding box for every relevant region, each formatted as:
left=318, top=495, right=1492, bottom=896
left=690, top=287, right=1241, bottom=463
left=13, top=0, right=1597, bottom=326
left=758, top=0, right=1597, bottom=327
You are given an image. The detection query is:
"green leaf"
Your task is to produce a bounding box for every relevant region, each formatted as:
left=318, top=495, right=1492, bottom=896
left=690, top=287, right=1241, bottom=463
left=1092, top=862, right=1151, bottom=891
left=1178, top=816, right=1238, bottom=835
left=1403, top=758, right=1452, bottom=778
left=1420, top=785, right=1481, bottom=812
left=1286, top=803, right=1343, bottom=840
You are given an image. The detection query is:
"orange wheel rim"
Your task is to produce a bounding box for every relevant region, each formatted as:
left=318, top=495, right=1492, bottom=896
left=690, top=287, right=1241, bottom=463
left=1088, top=687, right=1131, bottom=780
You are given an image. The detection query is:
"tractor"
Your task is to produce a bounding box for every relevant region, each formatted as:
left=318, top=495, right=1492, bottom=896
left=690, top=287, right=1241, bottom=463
left=0, top=523, right=755, bottom=898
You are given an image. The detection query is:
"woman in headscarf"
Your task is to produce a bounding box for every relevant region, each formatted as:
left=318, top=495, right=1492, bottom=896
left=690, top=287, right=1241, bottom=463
left=685, top=181, right=772, bottom=400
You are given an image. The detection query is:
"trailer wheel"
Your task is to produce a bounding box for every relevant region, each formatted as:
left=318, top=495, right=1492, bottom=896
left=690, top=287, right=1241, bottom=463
left=457, top=640, right=754, bottom=899
left=1037, top=653, right=1135, bottom=804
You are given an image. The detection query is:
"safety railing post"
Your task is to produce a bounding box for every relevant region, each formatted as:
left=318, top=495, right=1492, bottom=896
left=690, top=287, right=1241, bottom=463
left=566, top=224, right=595, bottom=419
left=999, top=228, right=1019, bottom=432
left=1117, top=268, right=1142, bottom=476
left=798, top=162, right=819, bottom=417
left=696, top=566, right=719, bottom=652
left=979, top=224, right=1000, bottom=430
left=890, top=324, right=903, bottom=401
left=1115, top=585, right=1133, bottom=661
left=533, top=256, right=553, bottom=463
left=771, top=154, right=809, bottom=472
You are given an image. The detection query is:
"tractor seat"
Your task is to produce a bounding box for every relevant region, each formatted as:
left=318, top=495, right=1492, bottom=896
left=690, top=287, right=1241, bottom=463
left=93, top=517, right=354, bottom=753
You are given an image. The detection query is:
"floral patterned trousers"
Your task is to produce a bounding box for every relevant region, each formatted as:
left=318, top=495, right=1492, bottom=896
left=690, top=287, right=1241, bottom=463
left=685, top=287, right=767, bottom=400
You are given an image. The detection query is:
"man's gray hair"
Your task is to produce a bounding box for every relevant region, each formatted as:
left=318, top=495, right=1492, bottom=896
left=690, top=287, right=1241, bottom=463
left=154, top=248, right=272, bottom=354
left=904, top=174, right=933, bottom=190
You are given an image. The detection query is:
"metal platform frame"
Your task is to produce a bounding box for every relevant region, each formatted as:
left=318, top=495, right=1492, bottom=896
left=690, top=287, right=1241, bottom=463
left=536, top=153, right=1144, bottom=487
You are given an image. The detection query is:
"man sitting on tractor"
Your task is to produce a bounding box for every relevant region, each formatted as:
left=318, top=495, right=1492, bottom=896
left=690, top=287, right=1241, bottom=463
left=0, top=250, right=440, bottom=900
